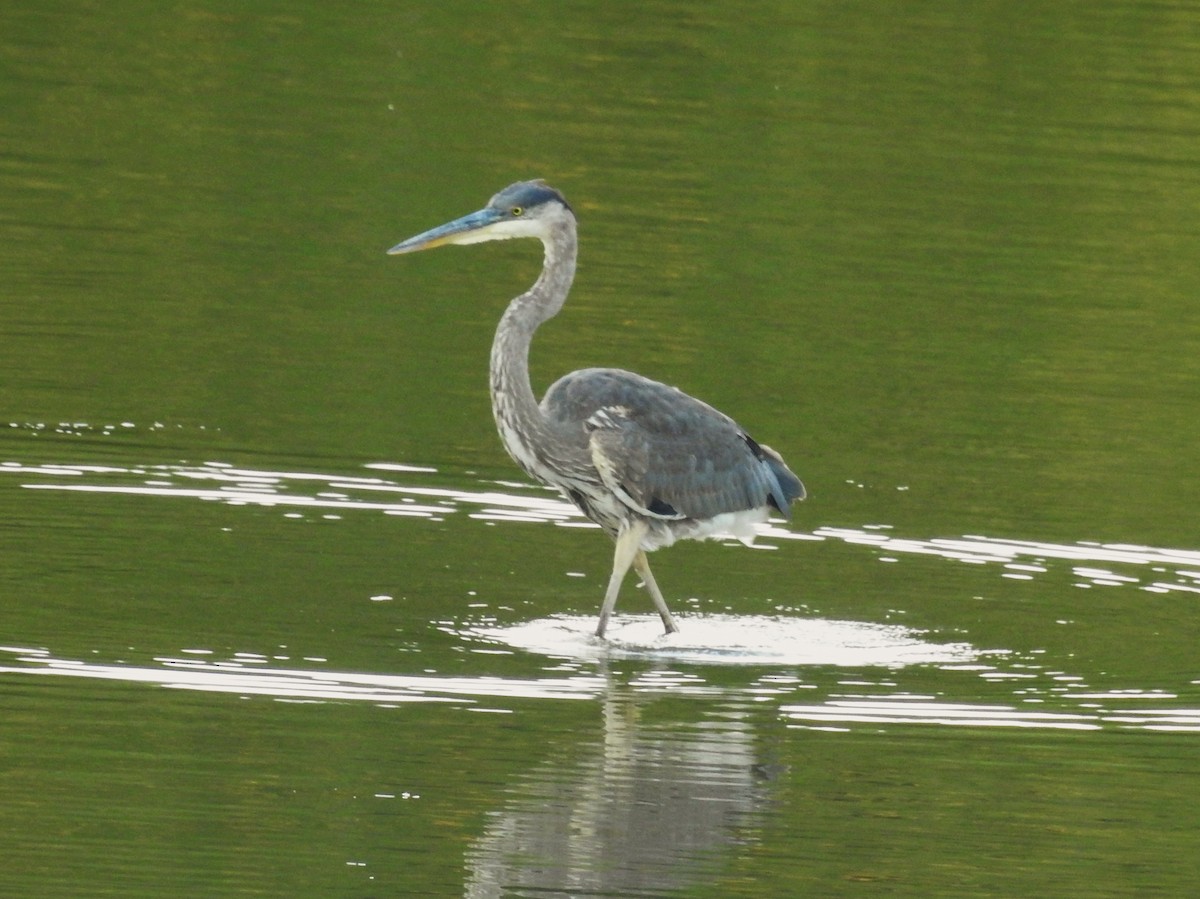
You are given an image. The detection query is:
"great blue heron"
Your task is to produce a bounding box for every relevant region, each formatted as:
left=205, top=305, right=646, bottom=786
left=388, top=180, right=805, bottom=638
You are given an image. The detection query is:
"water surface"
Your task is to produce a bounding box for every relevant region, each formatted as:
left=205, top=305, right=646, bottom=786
left=3, top=2, right=1200, bottom=896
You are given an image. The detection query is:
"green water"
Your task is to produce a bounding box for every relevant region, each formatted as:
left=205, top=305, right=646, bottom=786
left=3, top=3, right=1199, bottom=896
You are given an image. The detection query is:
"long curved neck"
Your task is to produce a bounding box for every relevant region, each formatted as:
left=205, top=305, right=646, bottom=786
left=489, top=217, right=578, bottom=471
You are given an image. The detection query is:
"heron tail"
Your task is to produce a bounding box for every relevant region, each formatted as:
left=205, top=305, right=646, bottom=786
left=759, top=444, right=806, bottom=519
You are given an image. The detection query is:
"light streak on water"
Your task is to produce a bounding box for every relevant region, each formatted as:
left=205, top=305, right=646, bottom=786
left=5, top=458, right=1199, bottom=597
left=4, top=456, right=1200, bottom=734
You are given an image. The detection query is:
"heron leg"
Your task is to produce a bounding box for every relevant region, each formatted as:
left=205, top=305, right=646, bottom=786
left=634, top=551, right=680, bottom=635
left=595, top=521, right=646, bottom=639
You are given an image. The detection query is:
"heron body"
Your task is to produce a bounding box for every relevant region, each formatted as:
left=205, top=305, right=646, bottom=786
left=388, top=181, right=805, bottom=638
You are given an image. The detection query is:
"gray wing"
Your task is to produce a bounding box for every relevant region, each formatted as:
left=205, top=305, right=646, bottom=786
left=541, top=368, right=804, bottom=523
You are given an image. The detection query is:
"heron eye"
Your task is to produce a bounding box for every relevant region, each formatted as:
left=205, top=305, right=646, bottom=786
left=511, top=206, right=524, bottom=217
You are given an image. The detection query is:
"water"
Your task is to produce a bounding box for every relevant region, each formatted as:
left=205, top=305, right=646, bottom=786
left=4, top=2, right=1200, bottom=896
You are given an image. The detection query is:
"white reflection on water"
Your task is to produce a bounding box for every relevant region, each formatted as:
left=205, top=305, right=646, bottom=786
left=6, top=458, right=1200, bottom=597
left=802, top=525, right=1200, bottom=594
left=5, top=457, right=1200, bottom=733
left=782, top=698, right=1103, bottom=731
left=781, top=695, right=1200, bottom=733
left=2, top=642, right=1198, bottom=733
left=467, top=613, right=981, bottom=668
left=0, top=646, right=602, bottom=705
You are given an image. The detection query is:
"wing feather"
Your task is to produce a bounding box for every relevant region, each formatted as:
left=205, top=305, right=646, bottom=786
left=542, top=368, right=804, bottom=523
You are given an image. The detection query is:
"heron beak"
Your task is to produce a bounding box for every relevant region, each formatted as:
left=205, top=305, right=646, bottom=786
left=387, top=207, right=502, bottom=255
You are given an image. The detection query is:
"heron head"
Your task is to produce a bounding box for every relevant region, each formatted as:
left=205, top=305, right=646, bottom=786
left=387, top=180, right=573, bottom=255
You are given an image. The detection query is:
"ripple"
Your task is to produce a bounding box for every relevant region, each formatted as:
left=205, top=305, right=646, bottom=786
left=0, top=647, right=603, bottom=706
left=781, top=695, right=1200, bottom=733
left=7, top=456, right=1200, bottom=601
left=781, top=698, right=1103, bottom=730
left=465, top=614, right=984, bottom=668
left=4, top=640, right=1197, bottom=733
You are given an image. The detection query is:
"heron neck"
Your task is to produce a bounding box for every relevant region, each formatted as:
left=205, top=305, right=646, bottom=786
left=489, top=219, right=578, bottom=458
